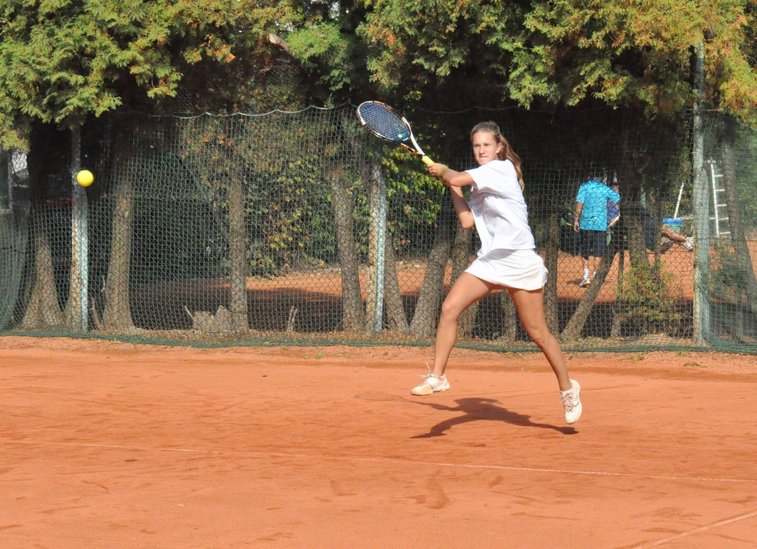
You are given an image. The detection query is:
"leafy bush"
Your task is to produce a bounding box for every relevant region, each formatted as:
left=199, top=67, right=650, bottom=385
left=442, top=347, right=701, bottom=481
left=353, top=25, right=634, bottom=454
left=616, top=262, right=684, bottom=336
left=710, top=241, right=749, bottom=304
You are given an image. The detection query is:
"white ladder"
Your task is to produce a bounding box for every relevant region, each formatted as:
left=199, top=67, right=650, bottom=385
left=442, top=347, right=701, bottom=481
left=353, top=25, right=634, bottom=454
left=707, top=160, right=730, bottom=238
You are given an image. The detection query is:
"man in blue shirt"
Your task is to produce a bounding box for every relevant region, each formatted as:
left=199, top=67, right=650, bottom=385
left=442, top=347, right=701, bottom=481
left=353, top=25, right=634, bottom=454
left=573, top=179, right=621, bottom=287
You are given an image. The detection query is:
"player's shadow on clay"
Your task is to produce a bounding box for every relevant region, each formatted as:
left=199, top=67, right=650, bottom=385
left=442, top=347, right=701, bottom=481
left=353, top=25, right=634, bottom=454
left=410, top=397, right=576, bottom=438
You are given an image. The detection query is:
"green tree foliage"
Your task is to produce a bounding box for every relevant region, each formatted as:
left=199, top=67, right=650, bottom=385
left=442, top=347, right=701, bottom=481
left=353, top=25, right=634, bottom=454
left=2, top=0, right=753, bottom=144
left=282, top=1, right=368, bottom=102
left=357, top=0, right=756, bottom=120
left=356, top=0, right=519, bottom=106
left=287, top=22, right=354, bottom=98
left=0, top=0, right=295, bottom=148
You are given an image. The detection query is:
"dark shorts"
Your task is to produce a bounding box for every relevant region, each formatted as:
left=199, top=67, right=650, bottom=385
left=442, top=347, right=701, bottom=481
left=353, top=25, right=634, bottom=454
left=642, top=213, right=657, bottom=250
left=579, top=230, right=607, bottom=259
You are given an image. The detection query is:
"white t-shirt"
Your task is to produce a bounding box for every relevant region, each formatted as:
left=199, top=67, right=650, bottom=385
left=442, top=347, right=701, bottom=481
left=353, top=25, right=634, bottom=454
left=465, top=159, right=536, bottom=254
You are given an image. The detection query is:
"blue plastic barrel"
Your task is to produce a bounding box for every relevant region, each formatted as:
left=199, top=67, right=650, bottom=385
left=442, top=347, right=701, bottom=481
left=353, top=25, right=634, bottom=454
left=662, top=217, right=684, bottom=232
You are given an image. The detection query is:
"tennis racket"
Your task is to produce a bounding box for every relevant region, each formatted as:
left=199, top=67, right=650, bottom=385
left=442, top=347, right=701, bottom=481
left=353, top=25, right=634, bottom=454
left=356, top=101, right=434, bottom=166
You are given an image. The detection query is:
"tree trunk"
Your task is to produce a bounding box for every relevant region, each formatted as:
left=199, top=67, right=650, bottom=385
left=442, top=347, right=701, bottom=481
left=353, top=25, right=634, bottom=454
left=102, top=170, right=135, bottom=329
left=21, top=215, right=64, bottom=328
left=409, top=201, right=453, bottom=339
left=625, top=198, right=650, bottom=267
left=365, top=161, right=388, bottom=333
left=333, top=180, right=364, bottom=332
left=616, top=122, right=650, bottom=268
left=610, top=249, right=625, bottom=337
left=561, top=247, right=618, bottom=340
left=330, top=172, right=364, bottom=332
left=383, top=238, right=409, bottom=332
left=500, top=291, right=517, bottom=342
left=64, top=126, right=88, bottom=331
left=544, top=211, right=560, bottom=334
left=227, top=163, right=248, bottom=333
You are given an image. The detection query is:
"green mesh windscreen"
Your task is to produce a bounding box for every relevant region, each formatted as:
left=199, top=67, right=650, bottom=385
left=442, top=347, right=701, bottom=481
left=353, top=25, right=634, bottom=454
left=1, top=106, right=754, bottom=353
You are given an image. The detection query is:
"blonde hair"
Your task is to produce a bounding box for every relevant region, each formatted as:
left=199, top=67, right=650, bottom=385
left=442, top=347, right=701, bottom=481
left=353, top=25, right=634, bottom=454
left=470, top=121, right=525, bottom=190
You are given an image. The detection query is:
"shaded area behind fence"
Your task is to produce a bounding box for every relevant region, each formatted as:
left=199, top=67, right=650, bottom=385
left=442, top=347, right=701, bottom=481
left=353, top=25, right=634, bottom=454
left=1, top=106, right=755, bottom=352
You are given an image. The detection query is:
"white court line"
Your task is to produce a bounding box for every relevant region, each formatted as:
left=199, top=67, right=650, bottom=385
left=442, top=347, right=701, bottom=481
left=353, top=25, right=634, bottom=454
left=634, top=510, right=757, bottom=547
left=4, top=438, right=757, bottom=485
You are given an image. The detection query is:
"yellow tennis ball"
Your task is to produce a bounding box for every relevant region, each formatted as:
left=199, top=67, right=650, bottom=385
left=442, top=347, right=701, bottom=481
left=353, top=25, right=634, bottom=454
left=76, top=169, right=94, bottom=187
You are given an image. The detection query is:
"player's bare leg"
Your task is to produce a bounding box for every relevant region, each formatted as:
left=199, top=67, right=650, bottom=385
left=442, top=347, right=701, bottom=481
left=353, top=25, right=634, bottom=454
left=411, top=273, right=492, bottom=396
left=509, top=287, right=582, bottom=423
left=508, top=287, right=570, bottom=390
left=431, top=273, right=493, bottom=377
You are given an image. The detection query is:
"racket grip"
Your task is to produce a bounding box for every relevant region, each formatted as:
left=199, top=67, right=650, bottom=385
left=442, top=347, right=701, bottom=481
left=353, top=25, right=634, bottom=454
left=421, top=156, right=433, bottom=166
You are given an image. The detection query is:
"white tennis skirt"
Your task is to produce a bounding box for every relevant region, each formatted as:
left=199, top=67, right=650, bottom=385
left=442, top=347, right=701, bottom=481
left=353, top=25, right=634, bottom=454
left=465, top=248, right=548, bottom=291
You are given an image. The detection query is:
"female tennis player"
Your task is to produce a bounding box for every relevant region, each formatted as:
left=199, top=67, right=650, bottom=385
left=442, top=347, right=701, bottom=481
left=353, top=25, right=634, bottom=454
left=411, top=121, right=582, bottom=424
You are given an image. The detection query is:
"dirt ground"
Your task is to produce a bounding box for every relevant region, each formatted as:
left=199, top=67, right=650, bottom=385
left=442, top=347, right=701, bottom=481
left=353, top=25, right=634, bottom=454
left=247, top=247, right=699, bottom=303
left=1, top=337, right=755, bottom=548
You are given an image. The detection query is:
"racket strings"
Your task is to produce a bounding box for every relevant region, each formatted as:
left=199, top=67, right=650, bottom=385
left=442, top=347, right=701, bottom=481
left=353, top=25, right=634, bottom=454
left=358, top=103, right=409, bottom=143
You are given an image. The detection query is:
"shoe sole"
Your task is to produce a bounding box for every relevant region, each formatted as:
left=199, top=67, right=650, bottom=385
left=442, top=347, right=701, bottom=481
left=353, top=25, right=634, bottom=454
left=411, top=383, right=450, bottom=396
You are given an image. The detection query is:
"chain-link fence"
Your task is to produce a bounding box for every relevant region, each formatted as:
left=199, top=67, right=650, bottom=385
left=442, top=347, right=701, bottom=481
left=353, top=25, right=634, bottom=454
left=1, top=106, right=755, bottom=352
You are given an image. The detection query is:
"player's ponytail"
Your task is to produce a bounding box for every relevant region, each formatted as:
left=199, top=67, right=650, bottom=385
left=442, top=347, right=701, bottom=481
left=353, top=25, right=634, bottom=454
left=471, top=121, right=525, bottom=191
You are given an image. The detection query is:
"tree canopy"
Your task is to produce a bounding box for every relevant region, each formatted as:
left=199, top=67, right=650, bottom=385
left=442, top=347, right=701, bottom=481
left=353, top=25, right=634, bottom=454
left=0, top=0, right=755, bottom=150
left=357, top=0, right=756, bottom=119
left=0, top=0, right=293, bottom=149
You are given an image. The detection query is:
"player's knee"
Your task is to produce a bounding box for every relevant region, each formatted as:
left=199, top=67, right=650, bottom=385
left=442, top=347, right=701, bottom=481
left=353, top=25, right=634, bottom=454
left=525, top=325, right=552, bottom=348
left=440, top=299, right=464, bottom=322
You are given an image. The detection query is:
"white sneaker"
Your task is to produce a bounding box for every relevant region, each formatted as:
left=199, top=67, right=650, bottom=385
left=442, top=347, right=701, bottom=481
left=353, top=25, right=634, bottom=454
left=578, top=276, right=591, bottom=288
left=560, top=379, right=582, bottom=424
left=684, top=237, right=694, bottom=251
left=411, top=373, right=450, bottom=396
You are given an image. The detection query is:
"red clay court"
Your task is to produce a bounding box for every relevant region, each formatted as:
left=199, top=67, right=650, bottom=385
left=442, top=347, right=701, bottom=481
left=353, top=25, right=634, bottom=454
left=1, top=337, right=755, bottom=548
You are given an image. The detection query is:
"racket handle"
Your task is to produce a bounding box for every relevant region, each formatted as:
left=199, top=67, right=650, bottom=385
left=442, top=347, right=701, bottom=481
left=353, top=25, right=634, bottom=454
left=421, top=155, right=433, bottom=166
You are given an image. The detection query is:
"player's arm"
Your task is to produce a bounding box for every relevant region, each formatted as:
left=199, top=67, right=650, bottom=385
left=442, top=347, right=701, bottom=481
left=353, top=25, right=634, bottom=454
left=428, top=163, right=474, bottom=188
left=428, top=163, right=474, bottom=228
left=444, top=169, right=474, bottom=188
left=573, top=202, right=583, bottom=232
left=449, top=186, right=474, bottom=229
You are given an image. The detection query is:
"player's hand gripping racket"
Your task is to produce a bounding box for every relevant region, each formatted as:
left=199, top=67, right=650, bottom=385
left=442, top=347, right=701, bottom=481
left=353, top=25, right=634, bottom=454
left=356, top=101, right=434, bottom=167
